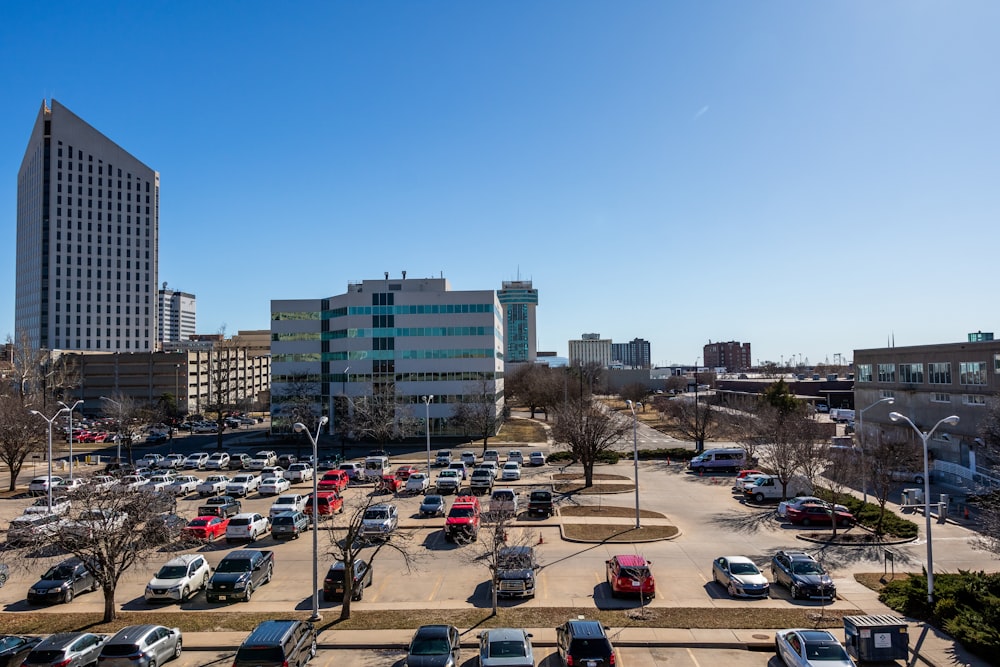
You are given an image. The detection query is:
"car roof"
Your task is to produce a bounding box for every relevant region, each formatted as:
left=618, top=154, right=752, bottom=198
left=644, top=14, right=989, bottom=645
left=483, top=628, right=528, bottom=642
left=106, top=624, right=163, bottom=644
left=722, top=555, right=755, bottom=564
left=611, top=554, right=649, bottom=567
left=565, top=620, right=606, bottom=637
left=799, top=630, right=838, bottom=642
left=35, top=632, right=93, bottom=649
left=164, top=554, right=203, bottom=566
left=779, top=550, right=815, bottom=560
left=415, top=624, right=453, bottom=638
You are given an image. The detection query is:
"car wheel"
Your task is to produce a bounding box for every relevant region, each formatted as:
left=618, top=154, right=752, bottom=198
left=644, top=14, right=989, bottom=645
left=244, top=584, right=253, bottom=601
left=802, top=518, right=811, bottom=526
left=753, top=492, right=765, bottom=503
left=174, top=637, right=183, bottom=658
left=915, top=475, right=924, bottom=484
left=265, top=566, right=273, bottom=584
left=0, top=571, right=7, bottom=587
left=310, top=638, right=317, bottom=659
left=727, top=582, right=736, bottom=598
left=354, top=584, right=364, bottom=601
left=148, top=660, right=156, bottom=667
left=790, top=584, right=800, bottom=600
left=64, top=588, right=74, bottom=603
left=90, top=579, right=100, bottom=593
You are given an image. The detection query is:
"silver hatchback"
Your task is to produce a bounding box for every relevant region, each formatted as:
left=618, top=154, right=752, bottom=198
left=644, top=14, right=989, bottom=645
left=98, top=624, right=183, bottom=666
left=22, top=632, right=107, bottom=667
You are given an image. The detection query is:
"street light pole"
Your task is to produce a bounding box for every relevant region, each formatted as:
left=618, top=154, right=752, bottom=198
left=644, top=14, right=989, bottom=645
left=29, top=407, right=70, bottom=512
left=626, top=400, right=642, bottom=529
left=58, top=400, right=84, bottom=481
left=293, top=416, right=328, bottom=623
left=100, top=396, right=124, bottom=462
left=422, top=396, right=434, bottom=474
left=888, top=411, right=959, bottom=605
left=857, top=397, right=894, bottom=503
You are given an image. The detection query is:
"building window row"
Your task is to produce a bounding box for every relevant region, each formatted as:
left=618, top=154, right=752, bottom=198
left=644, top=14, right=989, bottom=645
left=862, top=360, right=989, bottom=386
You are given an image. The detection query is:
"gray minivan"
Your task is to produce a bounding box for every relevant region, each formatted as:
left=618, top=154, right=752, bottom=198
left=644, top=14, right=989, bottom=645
left=233, top=620, right=316, bottom=667
left=687, top=448, right=752, bottom=473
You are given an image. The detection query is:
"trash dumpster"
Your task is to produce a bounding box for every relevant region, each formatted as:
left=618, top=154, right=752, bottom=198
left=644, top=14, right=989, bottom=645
left=844, top=615, right=908, bottom=663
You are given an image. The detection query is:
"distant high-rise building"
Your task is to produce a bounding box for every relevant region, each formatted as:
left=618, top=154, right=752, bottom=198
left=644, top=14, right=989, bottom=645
left=498, top=280, right=538, bottom=364
left=157, top=283, right=196, bottom=345
left=612, top=338, right=652, bottom=369
left=16, top=100, right=159, bottom=351
left=569, top=334, right=612, bottom=367
left=703, top=340, right=752, bottom=371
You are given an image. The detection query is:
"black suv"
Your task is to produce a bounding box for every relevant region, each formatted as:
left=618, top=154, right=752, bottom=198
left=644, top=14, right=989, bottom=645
left=770, top=550, right=836, bottom=600
left=233, top=620, right=316, bottom=667
left=555, top=619, right=615, bottom=667
left=323, top=559, right=373, bottom=601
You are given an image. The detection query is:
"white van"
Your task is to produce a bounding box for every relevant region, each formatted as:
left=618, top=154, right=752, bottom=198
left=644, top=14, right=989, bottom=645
left=744, top=474, right=812, bottom=503
left=364, top=456, right=391, bottom=477
left=688, top=448, right=752, bottom=473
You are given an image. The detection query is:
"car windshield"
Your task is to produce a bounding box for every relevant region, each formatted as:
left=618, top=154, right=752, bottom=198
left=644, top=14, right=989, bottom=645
left=530, top=492, right=550, bottom=501
left=156, top=565, right=188, bottom=579
left=42, top=565, right=74, bottom=579
left=272, top=516, right=295, bottom=525
left=216, top=559, right=251, bottom=573
left=101, top=644, right=141, bottom=656
left=449, top=508, right=474, bottom=518
left=729, top=562, right=760, bottom=575
left=275, top=498, right=295, bottom=505
left=489, top=640, right=527, bottom=657
left=188, top=519, right=209, bottom=527
left=423, top=497, right=443, bottom=505
left=26, top=650, right=66, bottom=662
left=792, top=561, right=825, bottom=575
left=410, top=638, right=450, bottom=655
left=804, top=641, right=850, bottom=661
left=230, top=518, right=250, bottom=526
left=364, top=510, right=388, bottom=520
left=621, top=567, right=650, bottom=579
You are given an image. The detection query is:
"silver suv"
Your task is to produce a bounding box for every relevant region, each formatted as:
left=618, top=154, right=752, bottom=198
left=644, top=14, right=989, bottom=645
left=98, top=624, right=183, bottom=666
left=360, top=504, right=399, bottom=540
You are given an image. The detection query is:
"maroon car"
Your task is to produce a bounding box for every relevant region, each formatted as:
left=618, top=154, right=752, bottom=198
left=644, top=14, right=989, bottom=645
left=785, top=503, right=854, bottom=527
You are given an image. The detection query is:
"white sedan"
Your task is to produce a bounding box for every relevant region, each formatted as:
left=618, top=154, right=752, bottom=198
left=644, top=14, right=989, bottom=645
left=259, top=476, right=291, bottom=496
left=28, top=476, right=63, bottom=496
left=166, top=475, right=200, bottom=496
left=774, top=629, right=856, bottom=666
left=501, top=462, right=522, bottom=481
left=405, top=473, right=430, bottom=494
left=269, top=493, right=308, bottom=518
left=183, top=453, right=210, bottom=469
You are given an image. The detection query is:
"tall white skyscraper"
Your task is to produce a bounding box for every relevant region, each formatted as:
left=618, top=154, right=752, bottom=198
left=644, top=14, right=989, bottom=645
left=157, top=283, right=196, bottom=344
left=16, top=100, right=159, bottom=351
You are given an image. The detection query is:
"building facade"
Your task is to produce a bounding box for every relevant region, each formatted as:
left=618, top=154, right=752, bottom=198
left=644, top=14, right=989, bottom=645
left=497, top=280, right=538, bottom=365
left=157, top=283, right=196, bottom=345
left=16, top=100, right=159, bottom=352
left=568, top=333, right=612, bottom=368
left=854, top=335, right=1000, bottom=489
left=270, top=275, right=504, bottom=437
left=703, top=340, right=752, bottom=372
left=611, top=338, right=652, bottom=369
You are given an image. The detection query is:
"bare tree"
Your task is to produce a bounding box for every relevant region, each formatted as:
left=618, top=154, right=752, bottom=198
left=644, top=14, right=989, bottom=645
left=653, top=394, right=724, bottom=452
left=8, top=331, right=47, bottom=403
left=618, top=383, right=649, bottom=410
left=551, top=398, right=631, bottom=487
left=323, top=491, right=418, bottom=620
left=973, top=399, right=1000, bottom=555
left=818, top=446, right=859, bottom=537
left=505, top=364, right=562, bottom=420
left=0, top=393, right=42, bottom=491
left=272, top=372, right=322, bottom=434
left=8, top=482, right=175, bottom=623
left=866, top=431, right=921, bottom=535
left=452, top=379, right=504, bottom=453
left=100, top=393, right=150, bottom=464
left=204, top=340, right=251, bottom=450
left=466, top=510, right=537, bottom=615
left=343, top=382, right=418, bottom=447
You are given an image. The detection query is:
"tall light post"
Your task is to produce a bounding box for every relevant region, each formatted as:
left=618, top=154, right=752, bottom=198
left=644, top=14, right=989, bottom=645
left=29, top=407, right=70, bottom=512
left=422, top=396, right=434, bottom=474
left=626, top=400, right=642, bottom=529
left=888, top=411, right=959, bottom=605
left=100, top=396, right=123, bottom=462
left=293, top=416, right=328, bottom=623
left=58, top=400, right=84, bottom=481
left=857, top=396, right=894, bottom=503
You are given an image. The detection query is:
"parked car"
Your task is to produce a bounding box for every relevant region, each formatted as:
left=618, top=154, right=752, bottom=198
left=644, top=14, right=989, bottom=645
left=528, top=451, right=546, bottom=466
left=145, top=554, right=212, bottom=602
left=786, top=504, right=855, bottom=527
left=405, top=473, right=430, bottom=494
left=338, top=462, right=365, bottom=481
left=318, top=470, right=349, bottom=492
left=774, top=629, right=857, bottom=667
left=145, top=475, right=176, bottom=493
left=527, top=489, right=553, bottom=517
left=777, top=496, right=848, bottom=519
left=20, top=632, right=108, bottom=667
left=501, top=462, right=521, bottom=481
left=64, top=508, right=129, bottom=542
left=435, top=450, right=453, bottom=467
left=248, top=450, right=278, bottom=469
left=506, top=450, right=524, bottom=465
left=24, top=496, right=71, bottom=516
left=771, top=550, right=836, bottom=600
left=198, top=495, right=242, bottom=518
left=226, top=474, right=262, bottom=498
left=323, top=558, right=373, bottom=602
left=448, top=462, right=468, bottom=480
left=269, top=494, right=308, bottom=518
left=460, top=451, right=477, bottom=466
left=0, top=634, right=41, bottom=666
left=420, top=494, right=447, bottom=517
left=205, top=452, right=231, bottom=470
left=891, top=469, right=925, bottom=484
left=181, top=515, right=230, bottom=542
left=27, top=557, right=98, bottom=604
left=406, top=625, right=461, bottom=667
left=7, top=513, right=67, bottom=546
left=482, top=450, right=500, bottom=465
left=555, top=619, right=615, bottom=667
left=87, top=475, right=118, bottom=492
left=712, top=556, right=770, bottom=598
left=192, top=422, right=219, bottom=433
left=226, top=513, right=270, bottom=543
left=182, top=452, right=209, bottom=470
left=232, top=619, right=315, bottom=667
left=495, top=546, right=538, bottom=599
left=139, top=453, right=164, bottom=468
left=271, top=510, right=311, bottom=540
left=287, top=463, right=314, bottom=483
left=28, top=476, right=63, bottom=496
left=98, top=624, right=183, bottom=667
left=277, top=453, right=298, bottom=467
left=166, top=475, right=200, bottom=496
left=361, top=503, right=399, bottom=540
left=478, top=628, right=534, bottom=667
left=259, top=476, right=291, bottom=496
left=197, top=475, right=231, bottom=497
left=395, top=465, right=420, bottom=481
left=206, top=549, right=274, bottom=603
left=606, top=554, right=655, bottom=599
left=230, top=453, right=253, bottom=470
left=118, top=474, right=149, bottom=491
left=305, top=491, right=344, bottom=516
left=435, top=469, right=461, bottom=494
left=489, top=489, right=518, bottom=516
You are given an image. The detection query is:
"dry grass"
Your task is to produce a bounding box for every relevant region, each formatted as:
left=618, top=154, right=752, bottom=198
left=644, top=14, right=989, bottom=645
left=495, top=420, right=548, bottom=444
left=552, top=473, right=630, bottom=481
left=560, top=506, right=666, bottom=519
left=0, top=606, right=847, bottom=635
left=562, top=524, right=679, bottom=542
left=556, top=483, right=635, bottom=495
left=854, top=572, right=914, bottom=592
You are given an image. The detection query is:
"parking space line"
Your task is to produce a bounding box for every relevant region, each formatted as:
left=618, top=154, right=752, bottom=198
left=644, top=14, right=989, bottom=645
left=686, top=647, right=702, bottom=667
left=428, top=574, right=444, bottom=600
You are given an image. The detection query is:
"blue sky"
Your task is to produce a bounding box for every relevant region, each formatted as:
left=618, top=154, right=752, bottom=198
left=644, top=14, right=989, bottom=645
left=2, top=1, right=998, bottom=366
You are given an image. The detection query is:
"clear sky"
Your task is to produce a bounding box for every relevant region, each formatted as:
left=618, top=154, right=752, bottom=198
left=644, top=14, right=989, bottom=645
left=2, top=1, right=998, bottom=367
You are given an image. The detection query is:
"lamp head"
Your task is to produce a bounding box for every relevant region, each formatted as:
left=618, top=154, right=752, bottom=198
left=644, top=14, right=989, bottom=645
left=319, top=416, right=329, bottom=426
left=888, top=411, right=903, bottom=423
left=625, top=400, right=633, bottom=407
left=943, top=415, right=960, bottom=426
left=30, top=410, right=41, bottom=417
left=884, top=397, right=895, bottom=405
left=292, top=422, right=306, bottom=433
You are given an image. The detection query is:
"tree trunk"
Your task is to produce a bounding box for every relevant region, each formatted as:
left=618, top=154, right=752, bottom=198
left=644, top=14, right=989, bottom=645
left=340, top=585, right=352, bottom=620
left=102, top=585, right=117, bottom=623
left=491, top=574, right=498, bottom=616
left=7, top=462, right=21, bottom=491
left=583, top=461, right=594, bottom=487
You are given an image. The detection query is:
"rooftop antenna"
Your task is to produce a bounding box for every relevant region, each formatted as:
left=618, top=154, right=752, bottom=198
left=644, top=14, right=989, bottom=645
left=402, top=270, right=406, bottom=280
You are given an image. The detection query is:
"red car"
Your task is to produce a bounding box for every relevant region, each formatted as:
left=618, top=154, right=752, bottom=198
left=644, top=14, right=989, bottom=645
left=785, top=503, right=855, bottom=527
left=606, top=554, right=656, bottom=598
left=305, top=491, right=344, bottom=516
left=318, top=470, right=349, bottom=492
left=378, top=475, right=403, bottom=493
left=395, top=465, right=420, bottom=481
left=182, top=515, right=230, bottom=541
